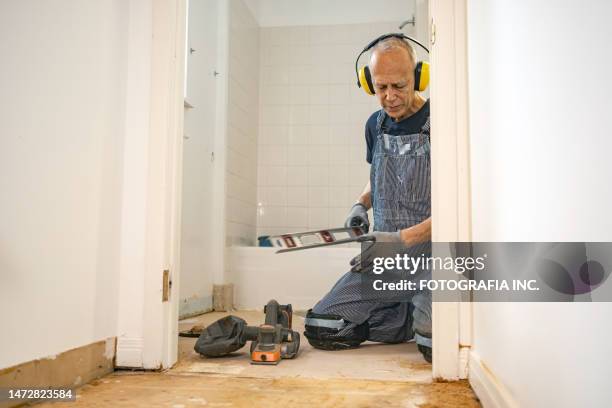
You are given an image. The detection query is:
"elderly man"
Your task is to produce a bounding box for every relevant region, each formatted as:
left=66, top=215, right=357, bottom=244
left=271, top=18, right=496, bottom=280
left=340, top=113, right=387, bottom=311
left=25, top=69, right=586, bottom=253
left=304, top=34, right=433, bottom=362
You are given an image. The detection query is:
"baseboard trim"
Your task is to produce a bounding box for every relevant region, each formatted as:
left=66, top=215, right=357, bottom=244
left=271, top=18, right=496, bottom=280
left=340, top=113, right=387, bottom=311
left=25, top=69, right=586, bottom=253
left=0, top=337, right=115, bottom=408
left=179, top=294, right=213, bottom=319
left=115, top=336, right=144, bottom=368
left=468, top=352, right=519, bottom=408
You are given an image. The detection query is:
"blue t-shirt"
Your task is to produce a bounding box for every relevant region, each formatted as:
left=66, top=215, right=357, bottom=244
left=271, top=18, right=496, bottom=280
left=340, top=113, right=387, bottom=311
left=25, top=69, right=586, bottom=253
left=365, top=100, right=430, bottom=164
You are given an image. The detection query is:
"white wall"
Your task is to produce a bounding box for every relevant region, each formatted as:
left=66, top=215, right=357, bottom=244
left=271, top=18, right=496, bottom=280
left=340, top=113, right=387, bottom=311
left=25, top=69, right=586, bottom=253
left=244, top=0, right=414, bottom=27
left=0, top=0, right=128, bottom=368
left=468, top=1, right=612, bottom=406
left=225, top=0, right=260, bottom=246
left=179, top=0, right=218, bottom=317
left=257, top=21, right=422, bottom=237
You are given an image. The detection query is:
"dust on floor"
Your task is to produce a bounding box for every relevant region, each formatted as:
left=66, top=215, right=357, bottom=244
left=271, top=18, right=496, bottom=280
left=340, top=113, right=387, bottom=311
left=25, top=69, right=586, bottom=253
left=36, top=372, right=480, bottom=408
left=34, top=310, right=480, bottom=407
left=176, top=310, right=433, bottom=383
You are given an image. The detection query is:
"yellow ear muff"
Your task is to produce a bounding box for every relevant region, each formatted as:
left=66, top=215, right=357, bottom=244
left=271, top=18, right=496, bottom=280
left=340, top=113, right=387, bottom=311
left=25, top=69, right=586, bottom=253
left=355, top=33, right=430, bottom=96
left=414, top=61, right=430, bottom=92
left=359, top=61, right=430, bottom=95
left=358, top=66, right=375, bottom=95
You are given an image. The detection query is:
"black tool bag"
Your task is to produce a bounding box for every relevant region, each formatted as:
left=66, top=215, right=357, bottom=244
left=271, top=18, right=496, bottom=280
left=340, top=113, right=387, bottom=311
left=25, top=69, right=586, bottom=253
left=194, top=315, right=248, bottom=357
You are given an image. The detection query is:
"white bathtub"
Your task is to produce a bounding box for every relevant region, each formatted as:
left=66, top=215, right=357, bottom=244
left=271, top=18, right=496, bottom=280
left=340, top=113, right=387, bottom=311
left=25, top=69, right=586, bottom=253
left=227, top=246, right=360, bottom=310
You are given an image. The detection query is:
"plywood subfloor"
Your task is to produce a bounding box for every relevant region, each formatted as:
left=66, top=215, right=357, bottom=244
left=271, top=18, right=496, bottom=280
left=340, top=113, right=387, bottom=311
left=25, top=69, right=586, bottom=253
left=36, top=372, right=479, bottom=408
left=35, top=310, right=480, bottom=407
left=176, top=310, right=432, bottom=383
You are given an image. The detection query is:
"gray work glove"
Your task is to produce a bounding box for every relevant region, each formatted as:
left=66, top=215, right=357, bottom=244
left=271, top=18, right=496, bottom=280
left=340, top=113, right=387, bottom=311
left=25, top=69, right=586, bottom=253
left=349, top=231, right=402, bottom=272
left=344, top=203, right=370, bottom=233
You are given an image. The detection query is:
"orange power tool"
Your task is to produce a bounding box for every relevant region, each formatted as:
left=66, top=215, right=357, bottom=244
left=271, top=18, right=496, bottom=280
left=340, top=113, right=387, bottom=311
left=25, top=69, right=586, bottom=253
left=194, top=300, right=300, bottom=365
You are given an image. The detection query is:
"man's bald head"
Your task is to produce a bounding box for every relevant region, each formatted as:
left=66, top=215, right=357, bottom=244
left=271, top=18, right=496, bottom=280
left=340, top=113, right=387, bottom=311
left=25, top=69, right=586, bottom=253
left=369, top=37, right=417, bottom=70
left=368, top=37, right=422, bottom=121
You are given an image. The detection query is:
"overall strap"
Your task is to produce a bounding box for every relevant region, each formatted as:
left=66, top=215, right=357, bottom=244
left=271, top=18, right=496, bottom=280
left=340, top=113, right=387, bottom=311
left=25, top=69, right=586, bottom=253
left=420, top=116, right=430, bottom=134
left=375, top=109, right=387, bottom=135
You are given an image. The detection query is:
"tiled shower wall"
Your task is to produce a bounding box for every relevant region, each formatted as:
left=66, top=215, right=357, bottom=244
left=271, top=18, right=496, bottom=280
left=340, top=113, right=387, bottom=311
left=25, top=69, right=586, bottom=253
left=256, top=21, right=407, bottom=238
left=225, top=0, right=260, bottom=246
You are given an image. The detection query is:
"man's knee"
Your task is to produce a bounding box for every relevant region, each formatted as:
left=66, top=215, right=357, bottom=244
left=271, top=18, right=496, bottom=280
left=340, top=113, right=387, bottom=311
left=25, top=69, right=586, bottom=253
left=412, top=293, right=433, bottom=362
left=303, top=309, right=368, bottom=350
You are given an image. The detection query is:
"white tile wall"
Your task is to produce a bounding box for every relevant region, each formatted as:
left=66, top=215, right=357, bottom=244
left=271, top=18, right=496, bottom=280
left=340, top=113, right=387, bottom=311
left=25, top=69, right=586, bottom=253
left=226, top=0, right=260, bottom=246
left=256, top=21, right=405, bottom=238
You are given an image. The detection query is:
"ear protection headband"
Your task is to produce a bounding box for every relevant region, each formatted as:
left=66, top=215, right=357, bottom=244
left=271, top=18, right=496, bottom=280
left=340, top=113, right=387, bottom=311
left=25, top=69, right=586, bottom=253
left=355, top=33, right=430, bottom=95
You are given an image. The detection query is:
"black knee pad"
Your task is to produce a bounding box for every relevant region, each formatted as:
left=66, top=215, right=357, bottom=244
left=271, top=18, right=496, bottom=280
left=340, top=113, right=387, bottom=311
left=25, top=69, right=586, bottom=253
left=418, top=344, right=432, bottom=363
left=303, top=309, right=368, bottom=350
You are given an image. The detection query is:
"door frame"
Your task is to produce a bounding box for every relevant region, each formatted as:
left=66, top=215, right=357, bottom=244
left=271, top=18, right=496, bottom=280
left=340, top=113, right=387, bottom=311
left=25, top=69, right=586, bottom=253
left=120, top=0, right=473, bottom=377
left=115, top=0, right=186, bottom=369
left=429, top=0, right=472, bottom=380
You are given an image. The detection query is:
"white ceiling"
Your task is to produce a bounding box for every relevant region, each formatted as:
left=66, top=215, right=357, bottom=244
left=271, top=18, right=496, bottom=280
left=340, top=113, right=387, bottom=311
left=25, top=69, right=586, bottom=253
left=243, top=0, right=415, bottom=27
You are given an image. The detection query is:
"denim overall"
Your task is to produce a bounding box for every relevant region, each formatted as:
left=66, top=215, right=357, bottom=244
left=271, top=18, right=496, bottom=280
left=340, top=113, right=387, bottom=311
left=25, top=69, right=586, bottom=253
left=306, top=109, right=433, bottom=350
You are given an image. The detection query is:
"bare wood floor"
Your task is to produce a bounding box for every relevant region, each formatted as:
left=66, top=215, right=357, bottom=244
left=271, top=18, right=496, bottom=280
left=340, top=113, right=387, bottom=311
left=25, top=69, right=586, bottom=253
left=36, top=311, right=480, bottom=408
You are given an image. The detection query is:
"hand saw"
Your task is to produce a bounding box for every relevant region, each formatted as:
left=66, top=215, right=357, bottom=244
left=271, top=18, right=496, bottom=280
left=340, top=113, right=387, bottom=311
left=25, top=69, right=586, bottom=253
left=269, top=227, right=373, bottom=253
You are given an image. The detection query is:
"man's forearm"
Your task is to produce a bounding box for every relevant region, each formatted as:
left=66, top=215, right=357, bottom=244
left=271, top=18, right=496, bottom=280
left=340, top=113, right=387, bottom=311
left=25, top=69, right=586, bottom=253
left=399, top=217, right=431, bottom=246
left=356, top=181, right=372, bottom=210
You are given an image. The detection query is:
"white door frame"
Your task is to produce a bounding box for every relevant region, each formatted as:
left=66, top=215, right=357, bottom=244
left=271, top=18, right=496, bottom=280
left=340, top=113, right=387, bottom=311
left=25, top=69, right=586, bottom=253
left=116, top=0, right=186, bottom=369
left=429, top=0, right=473, bottom=380
left=117, top=0, right=473, bottom=376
